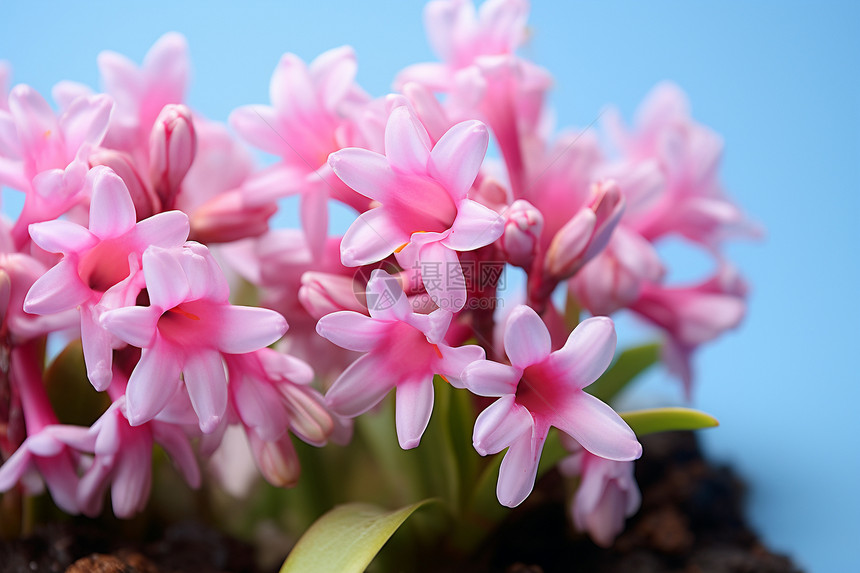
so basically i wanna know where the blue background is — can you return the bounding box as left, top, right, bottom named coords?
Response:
left=2, top=1, right=858, bottom=570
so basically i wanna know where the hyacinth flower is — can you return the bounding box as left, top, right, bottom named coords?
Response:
left=462, top=305, right=641, bottom=507
left=24, top=166, right=190, bottom=390
left=72, top=391, right=201, bottom=519
left=100, top=242, right=287, bottom=433
left=222, top=348, right=333, bottom=488
left=329, top=105, right=504, bottom=311
left=559, top=437, right=641, bottom=548
left=316, top=269, right=484, bottom=449
left=231, top=46, right=371, bottom=256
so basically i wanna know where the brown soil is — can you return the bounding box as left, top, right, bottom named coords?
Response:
left=0, top=432, right=802, bottom=573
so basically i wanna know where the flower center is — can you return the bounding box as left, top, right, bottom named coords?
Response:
left=77, top=238, right=135, bottom=293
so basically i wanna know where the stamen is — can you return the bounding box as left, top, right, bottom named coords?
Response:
left=169, top=307, right=200, bottom=320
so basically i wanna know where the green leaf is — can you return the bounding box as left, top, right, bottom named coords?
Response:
left=280, top=500, right=436, bottom=573
left=587, top=342, right=660, bottom=402
left=620, top=407, right=719, bottom=436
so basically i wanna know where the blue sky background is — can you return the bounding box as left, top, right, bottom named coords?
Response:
left=2, top=2, right=858, bottom=570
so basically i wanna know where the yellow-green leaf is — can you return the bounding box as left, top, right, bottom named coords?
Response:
left=620, top=407, right=719, bottom=436
left=279, top=500, right=436, bottom=573
left=587, top=342, right=660, bottom=403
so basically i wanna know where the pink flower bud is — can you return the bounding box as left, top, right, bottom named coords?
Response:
left=298, top=272, right=364, bottom=320
left=545, top=180, right=625, bottom=280
left=149, top=104, right=196, bottom=209
left=248, top=432, right=301, bottom=488
left=89, top=149, right=160, bottom=219
left=500, top=199, right=543, bottom=268
left=189, top=190, right=276, bottom=244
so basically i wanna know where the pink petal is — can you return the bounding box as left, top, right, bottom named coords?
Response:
left=80, top=305, right=113, bottom=391
left=443, top=198, right=504, bottom=251
left=183, top=350, right=228, bottom=434
left=59, top=93, right=112, bottom=152
left=0, top=447, right=32, bottom=491
left=552, top=392, right=641, bottom=462
left=125, top=344, right=182, bottom=426
left=395, top=375, right=435, bottom=449
left=229, top=105, right=287, bottom=156
left=418, top=239, right=466, bottom=312
left=328, top=147, right=397, bottom=203
left=216, top=305, right=287, bottom=354
left=310, top=46, right=358, bottom=112
left=23, top=259, right=91, bottom=315
left=473, top=395, right=533, bottom=456
left=233, top=374, right=287, bottom=441
left=429, top=119, right=488, bottom=200
left=436, top=343, right=485, bottom=387
left=8, top=85, right=57, bottom=158
left=88, top=166, right=136, bottom=238
left=497, top=430, right=545, bottom=508
left=385, top=106, right=431, bottom=173
left=152, top=422, right=201, bottom=487
left=504, top=305, right=551, bottom=368
left=97, top=50, right=143, bottom=109
left=285, top=385, right=334, bottom=447
left=340, top=207, right=404, bottom=266
left=111, top=439, right=152, bottom=518
left=142, top=32, right=189, bottom=104
left=315, top=311, right=389, bottom=352
left=269, top=53, right=315, bottom=117
left=28, top=219, right=97, bottom=254
left=141, top=246, right=190, bottom=310
left=325, top=354, right=396, bottom=418
left=133, top=210, right=190, bottom=248
left=100, top=305, right=160, bottom=348
left=52, top=81, right=94, bottom=111
left=547, top=317, right=617, bottom=389
left=365, top=268, right=412, bottom=322
left=462, top=359, right=520, bottom=397
left=299, top=184, right=329, bottom=259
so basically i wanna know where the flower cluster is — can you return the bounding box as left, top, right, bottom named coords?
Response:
left=0, top=0, right=754, bottom=546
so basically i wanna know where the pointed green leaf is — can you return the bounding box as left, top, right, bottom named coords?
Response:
left=279, top=500, right=436, bottom=573
left=586, top=342, right=660, bottom=402
left=620, top=407, right=719, bottom=436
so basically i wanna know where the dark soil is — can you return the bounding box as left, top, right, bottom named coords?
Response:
left=0, top=432, right=802, bottom=573
left=474, top=432, right=803, bottom=573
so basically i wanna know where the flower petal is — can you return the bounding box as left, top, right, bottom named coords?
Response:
left=125, top=344, right=182, bottom=426
left=443, top=199, right=504, bottom=251
left=80, top=305, right=113, bottom=391
left=316, top=311, right=389, bottom=352
left=504, top=305, right=551, bottom=368
left=340, top=208, right=405, bottom=267
left=473, top=395, right=533, bottom=456
left=183, top=349, right=227, bottom=434
left=141, top=246, right=189, bottom=310
left=328, top=147, right=397, bottom=203
left=28, top=219, right=97, bottom=254
left=325, top=354, right=396, bottom=418
left=436, top=343, right=485, bottom=387
left=88, top=166, right=136, bottom=238
left=385, top=106, right=431, bottom=173
left=547, top=316, right=617, bottom=389
left=552, top=392, right=641, bottom=462
left=496, top=430, right=546, bottom=508
left=100, top=305, right=160, bottom=348
left=23, top=259, right=91, bottom=315
left=429, top=119, right=488, bottom=200
left=462, top=359, right=520, bottom=397
left=216, top=305, right=287, bottom=354
left=395, top=375, right=435, bottom=449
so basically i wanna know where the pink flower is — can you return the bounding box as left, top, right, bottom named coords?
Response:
left=73, top=396, right=200, bottom=518
left=100, top=242, right=288, bottom=433
left=499, top=199, right=543, bottom=268
left=230, top=46, right=370, bottom=256
left=24, top=166, right=190, bottom=390
left=0, top=342, right=87, bottom=514
left=98, top=32, right=189, bottom=153
left=396, top=0, right=531, bottom=89
left=316, top=269, right=484, bottom=449
left=329, top=106, right=503, bottom=311
left=225, top=348, right=332, bottom=487
left=149, top=103, right=196, bottom=210
left=462, top=305, right=641, bottom=507
left=559, top=438, right=641, bottom=547
left=631, top=264, right=747, bottom=396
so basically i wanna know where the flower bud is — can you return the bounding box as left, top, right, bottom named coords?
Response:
left=89, top=149, right=159, bottom=219
left=500, top=200, right=543, bottom=268
left=149, top=104, right=196, bottom=210
left=189, top=190, right=276, bottom=244
left=545, top=180, right=624, bottom=280
left=248, top=432, right=301, bottom=488
left=299, top=272, right=364, bottom=320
